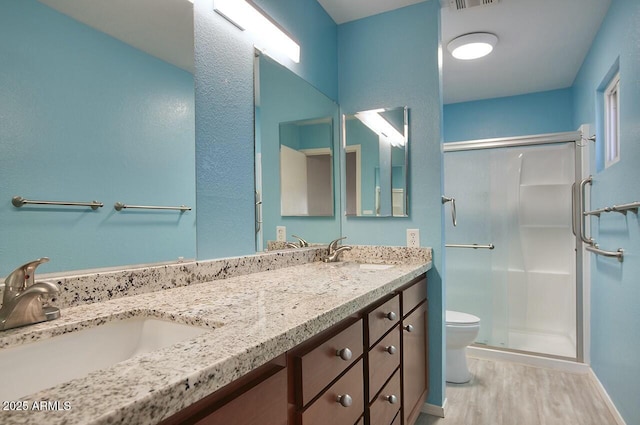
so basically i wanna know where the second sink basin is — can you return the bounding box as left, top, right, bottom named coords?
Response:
left=0, top=316, right=212, bottom=401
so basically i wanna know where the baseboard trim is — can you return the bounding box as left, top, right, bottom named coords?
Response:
left=467, top=346, right=590, bottom=374
left=421, top=398, right=448, bottom=418
left=588, top=369, right=627, bottom=425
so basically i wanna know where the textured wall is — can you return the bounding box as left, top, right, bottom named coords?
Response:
left=194, top=0, right=338, bottom=259
left=337, top=1, right=445, bottom=406
left=0, top=0, right=195, bottom=274
left=572, top=0, right=640, bottom=423
left=443, top=88, right=575, bottom=142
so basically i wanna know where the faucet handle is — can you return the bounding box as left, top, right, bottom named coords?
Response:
left=328, top=237, right=347, bottom=252
left=291, top=234, right=309, bottom=247
left=5, top=257, right=50, bottom=292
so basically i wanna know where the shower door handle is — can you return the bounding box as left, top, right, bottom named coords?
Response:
left=579, top=176, right=594, bottom=245
left=571, top=182, right=577, bottom=237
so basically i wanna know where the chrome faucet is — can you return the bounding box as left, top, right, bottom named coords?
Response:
left=291, top=234, right=309, bottom=247
left=0, top=258, right=60, bottom=331
left=285, top=234, right=309, bottom=249
left=324, top=237, right=352, bottom=263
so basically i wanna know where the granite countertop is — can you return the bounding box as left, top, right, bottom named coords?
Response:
left=0, top=253, right=431, bottom=425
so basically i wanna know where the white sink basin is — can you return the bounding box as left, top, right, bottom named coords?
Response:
left=0, top=317, right=211, bottom=400
left=359, top=264, right=395, bottom=270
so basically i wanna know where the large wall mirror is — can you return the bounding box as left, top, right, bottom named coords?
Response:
left=254, top=53, right=340, bottom=250
left=343, top=107, right=409, bottom=217
left=1, top=0, right=195, bottom=274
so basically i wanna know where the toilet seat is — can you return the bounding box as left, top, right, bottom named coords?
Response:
left=446, top=310, right=480, bottom=325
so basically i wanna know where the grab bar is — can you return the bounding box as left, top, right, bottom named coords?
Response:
left=12, top=196, right=103, bottom=210
left=586, top=245, right=624, bottom=262
left=442, top=196, right=457, bottom=227
left=114, top=202, right=191, bottom=212
left=446, top=243, right=494, bottom=250
left=579, top=176, right=594, bottom=245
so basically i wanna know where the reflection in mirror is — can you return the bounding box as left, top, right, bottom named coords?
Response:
left=1, top=0, right=195, bottom=273
left=280, top=117, right=334, bottom=216
left=255, top=53, right=340, bottom=251
left=344, top=107, right=408, bottom=217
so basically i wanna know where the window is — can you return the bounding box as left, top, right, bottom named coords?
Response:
left=604, top=72, right=620, bottom=167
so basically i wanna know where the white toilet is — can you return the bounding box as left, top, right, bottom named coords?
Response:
left=446, top=310, right=481, bottom=384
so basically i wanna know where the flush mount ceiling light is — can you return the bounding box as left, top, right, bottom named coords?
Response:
left=447, top=32, right=498, bottom=60
left=214, top=0, right=300, bottom=63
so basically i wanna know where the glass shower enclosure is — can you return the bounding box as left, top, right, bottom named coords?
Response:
left=444, top=137, right=583, bottom=359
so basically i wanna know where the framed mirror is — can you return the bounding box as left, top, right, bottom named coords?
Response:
left=254, top=53, right=340, bottom=251
left=343, top=107, right=408, bottom=217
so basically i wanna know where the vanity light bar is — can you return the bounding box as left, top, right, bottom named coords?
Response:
left=214, top=0, right=300, bottom=63
left=355, top=110, right=406, bottom=147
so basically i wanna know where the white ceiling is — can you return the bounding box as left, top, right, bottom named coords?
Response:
left=38, top=0, right=194, bottom=74
left=318, top=0, right=611, bottom=104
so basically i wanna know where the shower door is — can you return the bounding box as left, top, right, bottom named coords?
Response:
left=445, top=141, right=579, bottom=359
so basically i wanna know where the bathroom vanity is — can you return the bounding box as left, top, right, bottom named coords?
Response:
left=0, top=246, right=431, bottom=425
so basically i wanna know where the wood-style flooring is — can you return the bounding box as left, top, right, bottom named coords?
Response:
left=415, top=357, right=618, bottom=425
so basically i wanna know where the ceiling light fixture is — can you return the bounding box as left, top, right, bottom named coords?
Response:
left=447, top=32, right=498, bottom=60
left=355, top=110, right=406, bottom=147
left=214, top=0, right=300, bottom=63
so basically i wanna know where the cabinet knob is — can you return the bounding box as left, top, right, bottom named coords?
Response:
left=385, top=345, right=397, bottom=355
left=386, top=311, right=397, bottom=321
left=336, top=348, right=353, bottom=361
left=404, top=324, right=414, bottom=333
left=337, top=394, right=353, bottom=407
left=385, top=394, right=398, bottom=404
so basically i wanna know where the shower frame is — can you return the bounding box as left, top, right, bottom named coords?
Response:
left=444, top=129, right=591, bottom=363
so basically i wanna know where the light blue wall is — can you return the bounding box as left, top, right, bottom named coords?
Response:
left=0, top=0, right=195, bottom=274
left=572, top=0, right=640, bottom=423
left=443, top=88, right=575, bottom=142
left=258, top=55, right=340, bottom=247
left=194, top=0, right=337, bottom=260
left=338, top=1, right=445, bottom=406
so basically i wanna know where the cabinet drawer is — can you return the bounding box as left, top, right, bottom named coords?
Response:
left=356, top=416, right=364, bottom=425
left=390, top=411, right=401, bottom=425
left=368, top=325, right=400, bottom=402
left=367, top=295, right=400, bottom=347
left=300, top=359, right=364, bottom=425
left=296, top=319, right=363, bottom=406
left=369, top=368, right=401, bottom=425
left=402, top=278, right=426, bottom=317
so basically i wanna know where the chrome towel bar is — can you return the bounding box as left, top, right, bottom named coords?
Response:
left=114, top=202, right=191, bottom=212
left=12, top=196, right=103, bottom=210
left=584, top=202, right=639, bottom=217
left=586, top=245, right=624, bottom=262
left=446, top=243, right=495, bottom=250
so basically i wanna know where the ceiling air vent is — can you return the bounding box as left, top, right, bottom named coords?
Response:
left=449, top=0, right=499, bottom=11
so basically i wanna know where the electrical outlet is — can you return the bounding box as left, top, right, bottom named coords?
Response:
left=276, top=226, right=286, bottom=242
left=407, top=229, right=420, bottom=248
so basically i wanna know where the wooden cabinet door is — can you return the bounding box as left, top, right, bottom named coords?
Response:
left=402, top=302, right=428, bottom=425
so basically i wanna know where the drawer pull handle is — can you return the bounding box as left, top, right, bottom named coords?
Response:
left=385, top=395, right=398, bottom=404
left=337, top=394, right=353, bottom=407
left=404, top=324, right=414, bottom=333
left=385, top=345, right=397, bottom=355
left=386, top=311, right=397, bottom=321
left=336, top=348, right=353, bottom=361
